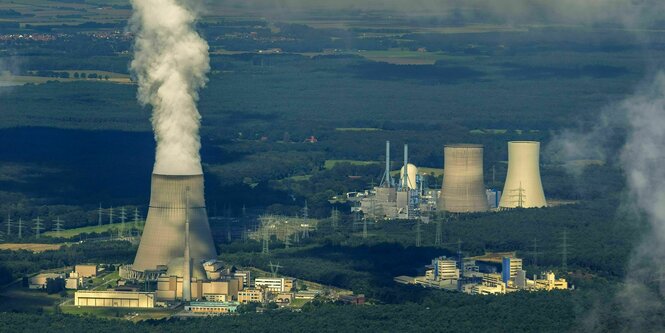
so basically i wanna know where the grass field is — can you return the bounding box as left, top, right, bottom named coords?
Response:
left=60, top=305, right=176, bottom=322
left=0, top=243, right=65, bottom=252
left=335, top=127, right=382, bottom=132
left=43, top=222, right=144, bottom=238
left=324, top=160, right=379, bottom=169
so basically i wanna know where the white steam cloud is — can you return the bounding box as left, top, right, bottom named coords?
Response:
left=130, top=0, right=210, bottom=175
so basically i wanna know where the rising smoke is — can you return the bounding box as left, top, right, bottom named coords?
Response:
left=130, top=0, right=210, bottom=175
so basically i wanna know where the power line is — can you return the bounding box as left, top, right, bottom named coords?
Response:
left=561, top=229, right=569, bottom=272
left=33, top=216, right=43, bottom=239
left=6, top=213, right=12, bottom=236
left=98, top=203, right=103, bottom=227
left=415, top=219, right=422, bottom=247
left=331, top=207, right=339, bottom=231
left=54, top=218, right=64, bottom=238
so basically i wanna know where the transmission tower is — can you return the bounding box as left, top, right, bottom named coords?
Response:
left=98, top=203, right=103, bottom=227
left=284, top=224, right=291, bottom=249
left=435, top=213, right=444, bottom=246
left=301, top=224, right=311, bottom=239
left=531, top=238, right=541, bottom=267
left=302, top=201, right=309, bottom=220
left=269, top=262, right=283, bottom=277
left=415, top=219, right=422, bottom=247
left=33, top=216, right=43, bottom=239
left=508, top=182, right=526, bottom=208
left=6, top=213, right=12, bottom=236
left=120, top=207, right=127, bottom=237
left=54, top=218, right=64, bottom=238
left=561, top=229, right=569, bottom=272
left=262, top=225, right=270, bottom=255
left=331, top=207, right=339, bottom=231
left=457, top=239, right=463, bottom=270
left=133, top=208, right=141, bottom=228
left=108, top=207, right=114, bottom=225
left=18, top=218, right=22, bottom=239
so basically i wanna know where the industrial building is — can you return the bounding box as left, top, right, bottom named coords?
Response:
left=255, top=277, right=295, bottom=293
left=440, top=144, right=489, bottom=213
left=238, top=288, right=264, bottom=303
left=75, top=264, right=98, bottom=278
left=184, top=301, right=239, bottom=314
left=74, top=290, right=155, bottom=308
left=396, top=253, right=568, bottom=295
left=499, top=141, right=547, bottom=209
left=154, top=259, right=243, bottom=302
left=356, top=141, right=437, bottom=220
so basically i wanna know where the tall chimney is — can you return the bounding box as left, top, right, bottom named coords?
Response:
left=183, top=186, right=191, bottom=302
left=383, top=141, right=391, bottom=187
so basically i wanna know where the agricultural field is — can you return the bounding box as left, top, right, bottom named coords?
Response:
left=0, top=243, right=65, bottom=252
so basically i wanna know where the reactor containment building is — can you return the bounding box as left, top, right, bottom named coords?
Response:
left=499, top=141, right=547, bottom=209
left=440, top=144, right=489, bottom=213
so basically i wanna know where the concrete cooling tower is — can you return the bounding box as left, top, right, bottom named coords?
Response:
left=400, top=163, right=418, bottom=190
left=132, top=174, right=217, bottom=274
left=441, top=144, right=489, bottom=213
left=499, top=141, right=547, bottom=209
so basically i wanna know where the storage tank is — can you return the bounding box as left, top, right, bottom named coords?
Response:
left=132, top=174, right=217, bottom=273
left=499, top=141, right=547, bottom=209
left=440, top=144, right=489, bottom=213
left=400, top=163, right=418, bottom=190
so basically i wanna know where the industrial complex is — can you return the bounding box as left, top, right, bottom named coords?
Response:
left=353, top=140, right=547, bottom=220
left=395, top=252, right=568, bottom=295
left=28, top=138, right=554, bottom=316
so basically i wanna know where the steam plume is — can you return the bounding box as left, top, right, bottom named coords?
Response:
left=129, top=0, right=210, bottom=175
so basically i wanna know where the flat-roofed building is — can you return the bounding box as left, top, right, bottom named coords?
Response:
left=238, top=288, right=263, bottom=303
left=185, top=301, right=238, bottom=314
left=29, top=273, right=64, bottom=289
left=75, top=264, right=98, bottom=278
left=156, top=276, right=242, bottom=302
left=255, top=277, right=295, bottom=293
left=74, top=291, right=155, bottom=308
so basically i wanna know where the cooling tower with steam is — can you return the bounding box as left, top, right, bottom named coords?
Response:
left=440, top=144, right=489, bottom=213
left=499, top=141, right=547, bottom=209
left=132, top=174, right=217, bottom=274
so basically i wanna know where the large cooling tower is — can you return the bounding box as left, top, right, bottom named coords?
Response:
left=441, top=144, right=489, bottom=213
left=132, top=174, right=217, bottom=273
left=499, top=141, right=547, bottom=209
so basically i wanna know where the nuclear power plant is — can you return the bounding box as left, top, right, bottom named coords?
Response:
left=440, top=144, right=489, bottom=213
left=128, top=174, right=217, bottom=280
left=499, top=141, right=547, bottom=209
left=352, top=139, right=548, bottom=220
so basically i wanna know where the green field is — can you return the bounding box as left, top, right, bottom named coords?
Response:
left=43, top=222, right=144, bottom=238
left=324, top=160, right=380, bottom=169
left=60, top=305, right=176, bottom=321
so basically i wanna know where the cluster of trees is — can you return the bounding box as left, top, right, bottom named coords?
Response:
left=0, top=240, right=136, bottom=286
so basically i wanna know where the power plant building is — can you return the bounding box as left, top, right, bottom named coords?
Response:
left=499, top=141, right=547, bottom=209
left=440, top=144, right=489, bottom=213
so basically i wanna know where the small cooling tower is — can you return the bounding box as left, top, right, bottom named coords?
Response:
left=400, top=163, right=418, bottom=190
left=499, top=141, right=547, bottom=209
left=441, top=144, right=489, bottom=213
left=132, top=174, right=217, bottom=273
